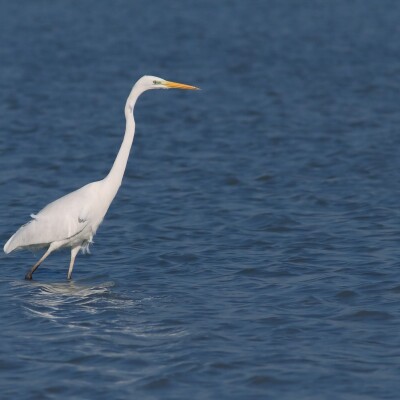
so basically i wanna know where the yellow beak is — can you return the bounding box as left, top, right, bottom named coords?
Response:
left=164, top=80, right=199, bottom=90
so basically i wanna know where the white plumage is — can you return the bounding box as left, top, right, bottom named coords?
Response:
left=3, top=76, right=198, bottom=280
left=4, top=181, right=102, bottom=254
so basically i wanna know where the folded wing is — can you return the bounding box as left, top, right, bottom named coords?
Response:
left=3, top=182, right=100, bottom=253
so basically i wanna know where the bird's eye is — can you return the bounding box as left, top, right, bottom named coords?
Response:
left=153, top=80, right=161, bottom=85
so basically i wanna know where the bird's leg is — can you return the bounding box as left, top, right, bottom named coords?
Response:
left=67, top=247, right=80, bottom=280
left=25, top=247, right=53, bottom=280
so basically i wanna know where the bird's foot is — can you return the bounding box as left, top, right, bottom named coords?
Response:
left=24, top=273, right=33, bottom=280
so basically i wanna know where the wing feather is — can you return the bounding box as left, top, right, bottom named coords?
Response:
left=4, top=181, right=101, bottom=253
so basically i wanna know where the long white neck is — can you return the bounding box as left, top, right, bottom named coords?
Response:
left=103, top=84, right=146, bottom=200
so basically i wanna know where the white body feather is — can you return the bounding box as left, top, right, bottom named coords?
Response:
left=4, top=181, right=107, bottom=254
left=3, top=75, right=197, bottom=279
left=3, top=78, right=142, bottom=259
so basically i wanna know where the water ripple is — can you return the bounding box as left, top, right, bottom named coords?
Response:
left=1, top=1, right=400, bottom=399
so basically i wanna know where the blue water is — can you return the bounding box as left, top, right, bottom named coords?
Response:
left=1, top=0, right=400, bottom=398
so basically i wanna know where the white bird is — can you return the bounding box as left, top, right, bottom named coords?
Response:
left=3, top=76, right=199, bottom=280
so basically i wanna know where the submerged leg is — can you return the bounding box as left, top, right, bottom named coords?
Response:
left=25, top=245, right=55, bottom=280
left=67, top=246, right=80, bottom=280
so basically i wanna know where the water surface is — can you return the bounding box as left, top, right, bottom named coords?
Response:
left=1, top=1, right=400, bottom=399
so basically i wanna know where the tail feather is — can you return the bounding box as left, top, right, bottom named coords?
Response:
left=3, top=219, right=45, bottom=254
left=3, top=233, right=16, bottom=254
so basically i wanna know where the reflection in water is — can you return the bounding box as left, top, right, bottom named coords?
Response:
left=16, top=280, right=115, bottom=321
left=34, top=280, right=114, bottom=297
left=13, top=279, right=188, bottom=339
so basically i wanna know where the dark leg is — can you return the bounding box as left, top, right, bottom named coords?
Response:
left=25, top=246, right=54, bottom=280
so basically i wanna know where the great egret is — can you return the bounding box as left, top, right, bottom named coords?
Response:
left=3, top=76, right=199, bottom=280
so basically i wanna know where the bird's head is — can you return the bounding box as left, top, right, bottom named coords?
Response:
left=126, top=75, right=199, bottom=111
left=136, top=75, right=199, bottom=91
